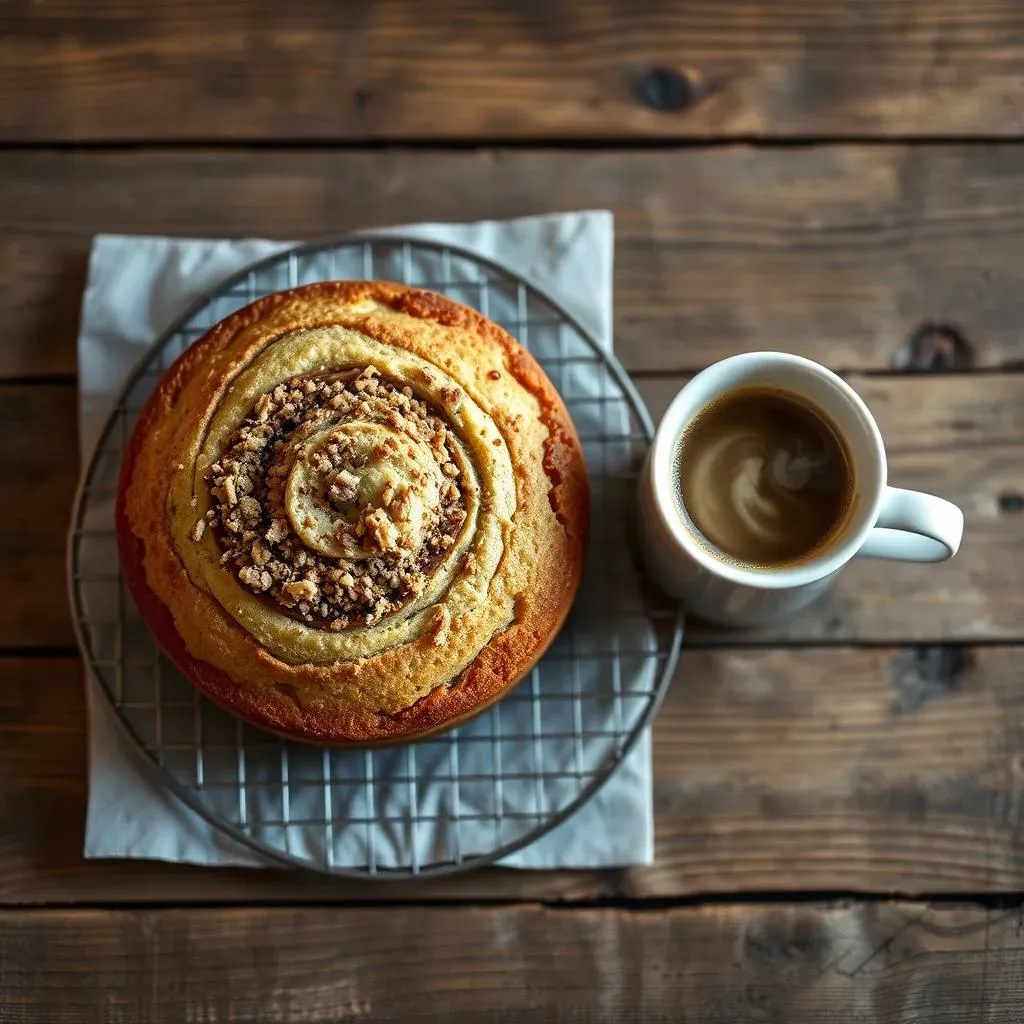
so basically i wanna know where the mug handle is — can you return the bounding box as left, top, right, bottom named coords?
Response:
left=857, top=486, right=964, bottom=562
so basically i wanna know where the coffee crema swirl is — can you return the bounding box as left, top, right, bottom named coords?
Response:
left=677, top=387, right=854, bottom=568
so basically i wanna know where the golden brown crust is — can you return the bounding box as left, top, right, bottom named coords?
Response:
left=116, top=281, right=588, bottom=744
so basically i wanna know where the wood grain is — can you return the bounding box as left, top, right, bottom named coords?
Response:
left=7, top=146, right=1024, bottom=379
left=647, top=644, right=1024, bottom=895
left=7, top=644, right=1024, bottom=904
left=23, top=373, right=1024, bottom=649
left=1, top=386, right=78, bottom=649
left=3, top=902, right=1023, bottom=1021
left=4, top=0, right=1024, bottom=142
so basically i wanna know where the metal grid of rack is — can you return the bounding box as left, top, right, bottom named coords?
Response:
left=68, top=235, right=684, bottom=877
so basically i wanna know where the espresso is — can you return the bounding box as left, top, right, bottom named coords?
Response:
left=675, top=387, right=854, bottom=568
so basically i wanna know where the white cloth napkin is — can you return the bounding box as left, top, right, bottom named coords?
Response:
left=79, top=211, right=655, bottom=868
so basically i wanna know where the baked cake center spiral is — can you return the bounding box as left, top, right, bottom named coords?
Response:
left=285, top=421, right=442, bottom=560
left=204, top=366, right=469, bottom=630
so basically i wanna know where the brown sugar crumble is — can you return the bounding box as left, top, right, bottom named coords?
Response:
left=205, top=366, right=468, bottom=628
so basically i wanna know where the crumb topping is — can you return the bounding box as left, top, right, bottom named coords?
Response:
left=205, top=367, right=468, bottom=627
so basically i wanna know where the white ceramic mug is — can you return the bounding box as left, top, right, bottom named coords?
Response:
left=638, top=352, right=964, bottom=627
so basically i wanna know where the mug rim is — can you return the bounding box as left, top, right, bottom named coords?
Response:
left=649, top=351, right=888, bottom=589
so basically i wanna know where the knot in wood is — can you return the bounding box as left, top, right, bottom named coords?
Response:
left=890, top=645, right=969, bottom=715
left=895, top=323, right=972, bottom=372
left=635, top=67, right=697, bottom=112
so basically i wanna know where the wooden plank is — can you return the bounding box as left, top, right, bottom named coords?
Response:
left=6, top=145, right=1024, bottom=379
left=647, top=644, right=1024, bottom=895
left=3, top=902, right=1023, bottom=1021
left=19, top=374, right=1024, bottom=649
left=7, top=645, right=1024, bottom=904
left=1, top=386, right=78, bottom=649
left=4, top=1, right=1024, bottom=142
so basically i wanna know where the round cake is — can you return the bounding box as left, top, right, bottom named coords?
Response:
left=116, top=281, right=589, bottom=745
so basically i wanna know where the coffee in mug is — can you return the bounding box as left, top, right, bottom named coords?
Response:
left=638, top=352, right=964, bottom=627
left=674, top=386, right=855, bottom=569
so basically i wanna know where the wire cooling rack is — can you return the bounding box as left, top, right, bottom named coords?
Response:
left=68, top=234, right=684, bottom=877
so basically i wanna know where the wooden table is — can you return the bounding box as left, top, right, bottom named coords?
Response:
left=3, top=3, right=1024, bottom=1019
